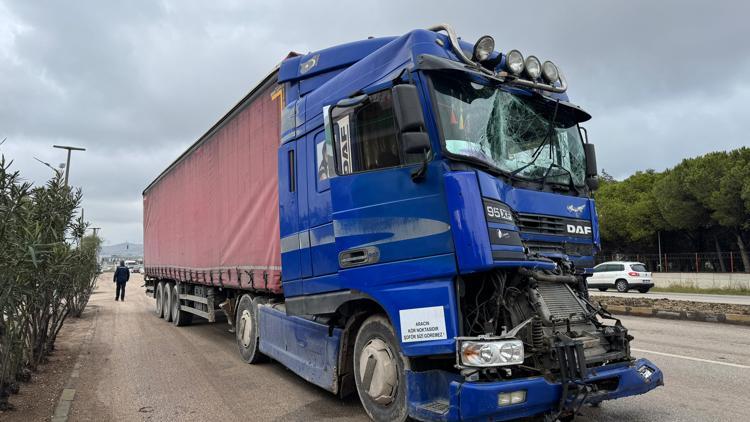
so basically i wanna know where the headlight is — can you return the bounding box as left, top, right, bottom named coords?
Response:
left=459, top=339, right=524, bottom=367
left=472, top=35, right=495, bottom=62
left=524, top=56, right=541, bottom=80
left=505, top=50, right=524, bottom=75
left=542, top=60, right=559, bottom=83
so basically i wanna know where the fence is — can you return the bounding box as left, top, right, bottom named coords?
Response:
left=596, top=252, right=747, bottom=273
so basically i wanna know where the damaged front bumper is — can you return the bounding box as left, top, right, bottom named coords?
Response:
left=407, top=358, right=663, bottom=421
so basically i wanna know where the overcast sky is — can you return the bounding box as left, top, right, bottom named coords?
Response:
left=1, top=1, right=748, bottom=245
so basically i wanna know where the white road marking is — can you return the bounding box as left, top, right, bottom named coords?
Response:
left=632, top=348, right=750, bottom=369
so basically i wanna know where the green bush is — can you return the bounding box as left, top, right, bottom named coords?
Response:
left=0, top=156, right=100, bottom=410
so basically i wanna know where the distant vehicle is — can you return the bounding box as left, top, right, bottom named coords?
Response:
left=124, top=260, right=137, bottom=269
left=588, top=261, right=653, bottom=293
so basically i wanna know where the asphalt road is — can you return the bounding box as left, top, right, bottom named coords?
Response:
left=590, top=290, right=750, bottom=305
left=66, top=275, right=750, bottom=421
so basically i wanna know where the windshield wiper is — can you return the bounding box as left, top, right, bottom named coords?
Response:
left=538, top=162, right=579, bottom=195
left=510, top=99, right=560, bottom=178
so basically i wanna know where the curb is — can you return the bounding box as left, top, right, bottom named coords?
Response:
left=603, top=304, right=750, bottom=326
left=51, top=307, right=98, bottom=422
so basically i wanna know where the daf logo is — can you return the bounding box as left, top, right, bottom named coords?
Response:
left=566, top=204, right=585, bottom=216
left=567, top=224, right=592, bottom=235
left=496, top=229, right=509, bottom=239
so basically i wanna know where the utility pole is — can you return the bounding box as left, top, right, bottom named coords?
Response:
left=53, top=145, right=86, bottom=186
left=657, top=231, right=663, bottom=272
left=90, top=227, right=101, bottom=237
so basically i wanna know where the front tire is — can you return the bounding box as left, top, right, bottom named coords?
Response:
left=597, top=287, right=608, bottom=292
left=236, top=294, right=266, bottom=364
left=353, top=315, right=408, bottom=422
left=615, top=279, right=629, bottom=293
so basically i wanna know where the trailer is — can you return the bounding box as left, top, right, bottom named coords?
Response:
left=143, top=24, right=663, bottom=421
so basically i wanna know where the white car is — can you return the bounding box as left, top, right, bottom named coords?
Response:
left=588, top=261, right=653, bottom=293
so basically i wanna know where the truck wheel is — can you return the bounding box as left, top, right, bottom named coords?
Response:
left=155, top=282, right=165, bottom=318
left=615, top=279, right=629, bottom=293
left=236, top=295, right=266, bottom=364
left=353, top=315, right=408, bottom=422
left=163, top=282, right=173, bottom=322
left=171, top=284, right=192, bottom=326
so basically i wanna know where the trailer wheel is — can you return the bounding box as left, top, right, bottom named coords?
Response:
left=353, top=315, right=408, bottom=422
left=163, top=282, right=173, bottom=322
left=171, top=284, right=192, bottom=326
left=155, top=282, right=165, bottom=318
left=236, top=295, right=266, bottom=364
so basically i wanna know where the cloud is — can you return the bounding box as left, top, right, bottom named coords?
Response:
left=1, top=0, right=748, bottom=243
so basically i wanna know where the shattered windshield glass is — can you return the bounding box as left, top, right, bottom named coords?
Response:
left=430, top=73, right=587, bottom=188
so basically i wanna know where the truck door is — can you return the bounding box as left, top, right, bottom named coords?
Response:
left=327, top=87, right=453, bottom=274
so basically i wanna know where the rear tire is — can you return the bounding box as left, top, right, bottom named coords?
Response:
left=638, top=287, right=651, bottom=294
left=171, top=284, right=192, bottom=326
left=236, top=294, right=266, bottom=364
left=598, top=287, right=608, bottom=292
left=163, top=282, right=173, bottom=321
left=615, top=279, right=629, bottom=293
left=353, top=315, right=408, bottom=422
left=155, top=282, right=165, bottom=318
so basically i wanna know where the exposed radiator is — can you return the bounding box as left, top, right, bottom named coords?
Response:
left=535, top=282, right=588, bottom=323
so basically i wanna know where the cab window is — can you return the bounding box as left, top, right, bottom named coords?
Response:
left=331, top=90, right=406, bottom=175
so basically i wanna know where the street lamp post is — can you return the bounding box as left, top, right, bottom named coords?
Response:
left=52, top=145, right=86, bottom=186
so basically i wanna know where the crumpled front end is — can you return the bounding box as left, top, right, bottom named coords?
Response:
left=407, top=358, right=663, bottom=421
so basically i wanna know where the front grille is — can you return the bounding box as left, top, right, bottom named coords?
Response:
left=536, top=282, right=588, bottom=322
left=525, top=240, right=564, bottom=255
left=517, top=213, right=567, bottom=236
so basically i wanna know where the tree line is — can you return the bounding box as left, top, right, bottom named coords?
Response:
left=594, top=147, right=750, bottom=272
left=0, top=156, right=100, bottom=410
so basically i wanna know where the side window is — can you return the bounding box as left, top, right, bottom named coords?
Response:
left=316, top=132, right=334, bottom=185
left=331, top=90, right=405, bottom=175
left=615, top=264, right=625, bottom=271
left=593, top=265, right=602, bottom=273
left=601, top=264, right=613, bottom=272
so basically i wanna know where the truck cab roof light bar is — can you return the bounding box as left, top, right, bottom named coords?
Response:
left=427, top=23, right=568, bottom=94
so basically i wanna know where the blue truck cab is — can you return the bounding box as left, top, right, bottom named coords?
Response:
left=253, top=24, right=663, bottom=421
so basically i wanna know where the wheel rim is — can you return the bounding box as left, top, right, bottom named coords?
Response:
left=163, top=287, right=171, bottom=318
left=617, top=281, right=627, bottom=292
left=156, top=285, right=163, bottom=315
left=172, top=287, right=179, bottom=319
left=358, top=338, right=398, bottom=405
left=239, top=309, right=253, bottom=348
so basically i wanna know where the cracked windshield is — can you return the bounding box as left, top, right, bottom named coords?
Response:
left=431, top=73, right=586, bottom=188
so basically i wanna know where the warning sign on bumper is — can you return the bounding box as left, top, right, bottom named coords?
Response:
left=399, top=306, right=447, bottom=343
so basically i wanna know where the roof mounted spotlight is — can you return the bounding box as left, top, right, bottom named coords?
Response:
left=524, top=56, right=541, bottom=80
left=427, top=24, right=568, bottom=93
left=542, top=61, right=560, bottom=84
left=472, top=35, right=495, bottom=62
left=505, top=50, right=524, bottom=76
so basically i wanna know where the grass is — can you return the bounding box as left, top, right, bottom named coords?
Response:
left=651, top=281, right=750, bottom=296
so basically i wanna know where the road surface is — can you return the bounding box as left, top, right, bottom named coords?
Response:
left=590, top=290, right=750, bottom=305
left=65, top=275, right=750, bottom=421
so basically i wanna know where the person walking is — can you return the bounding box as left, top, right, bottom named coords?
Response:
left=113, top=261, right=130, bottom=301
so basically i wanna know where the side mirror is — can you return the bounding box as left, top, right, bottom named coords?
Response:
left=584, top=143, right=598, bottom=178
left=402, top=132, right=430, bottom=154
left=586, top=176, right=600, bottom=191
left=392, top=85, right=426, bottom=133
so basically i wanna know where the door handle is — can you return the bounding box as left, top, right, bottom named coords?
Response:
left=339, top=246, right=380, bottom=268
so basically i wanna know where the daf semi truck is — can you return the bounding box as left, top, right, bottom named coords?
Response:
left=143, top=24, right=663, bottom=421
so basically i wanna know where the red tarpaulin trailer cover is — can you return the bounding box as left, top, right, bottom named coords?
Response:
left=143, top=71, right=283, bottom=293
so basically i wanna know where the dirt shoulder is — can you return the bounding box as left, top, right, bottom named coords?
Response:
left=594, top=295, right=750, bottom=316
